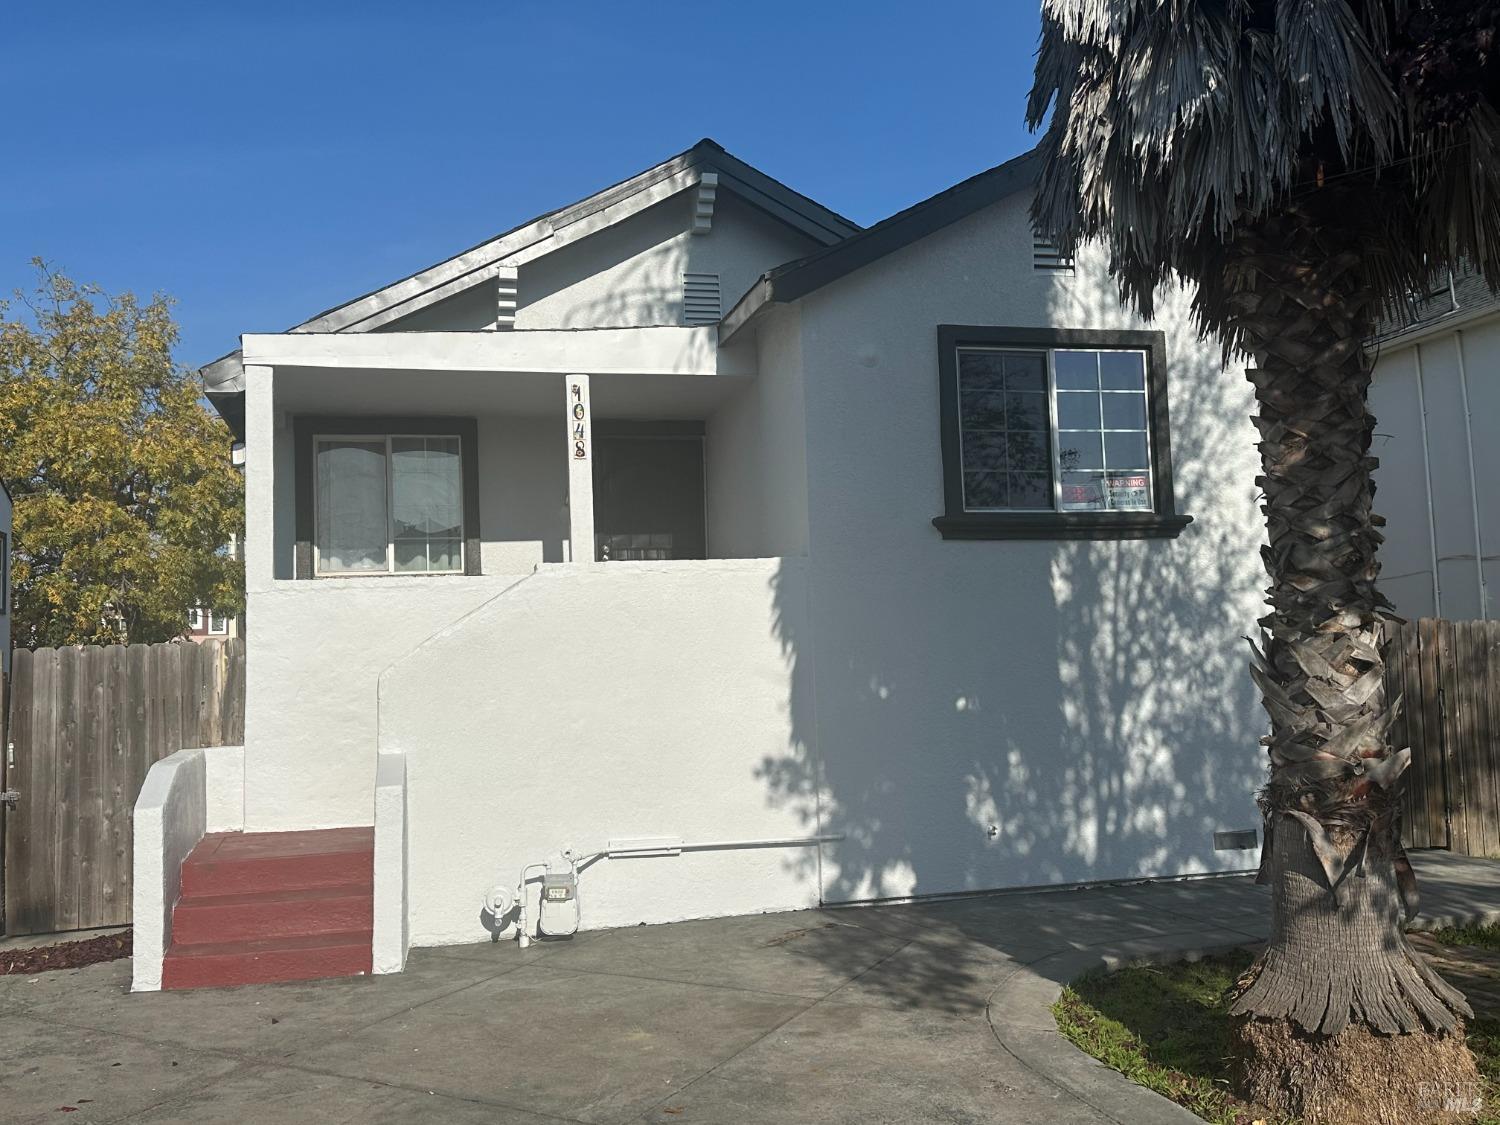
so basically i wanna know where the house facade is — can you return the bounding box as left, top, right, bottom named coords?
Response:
left=1370, top=272, right=1500, bottom=621
left=152, top=140, right=1267, bottom=986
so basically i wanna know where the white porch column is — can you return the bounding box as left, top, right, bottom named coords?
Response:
left=243, top=364, right=276, bottom=592
left=566, top=374, right=595, bottom=562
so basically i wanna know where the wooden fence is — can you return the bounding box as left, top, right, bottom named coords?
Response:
left=1, top=639, right=245, bottom=935
left=1388, top=619, right=1500, bottom=857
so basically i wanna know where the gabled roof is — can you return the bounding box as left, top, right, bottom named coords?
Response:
left=721, top=149, right=1041, bottom=341
left=199, top=138, right=860, bottom=404
left=291, top=138, right=859, bottom=337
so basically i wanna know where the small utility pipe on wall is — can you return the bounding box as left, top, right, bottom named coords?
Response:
left=497, top=833, right=846, bottom=947
left=1413, top=343, right=1444, bottom=618
left=1454, top=329, right=1489, bottom=620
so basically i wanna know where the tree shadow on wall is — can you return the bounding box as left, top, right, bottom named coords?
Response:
left=755, top=268, right=1269, bottom=1010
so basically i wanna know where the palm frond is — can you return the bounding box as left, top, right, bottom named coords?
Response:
left=1029, top=0, right=1500, bottom=347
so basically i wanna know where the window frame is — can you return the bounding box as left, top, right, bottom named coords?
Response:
left=293, top=416, right=482, bottom=579
left=207, top=611, right=229, bottom=636
left=932, top=326, right=1192, bottom=540
left=187, top=606, right=203, bottom=632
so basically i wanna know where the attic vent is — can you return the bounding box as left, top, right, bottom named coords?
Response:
left=1032, top=232, right=1075, bottom=271
left=683, top=273, right=722, bottom=325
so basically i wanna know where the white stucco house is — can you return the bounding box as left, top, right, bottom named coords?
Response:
left=1370, top=271, right=1499, bottom=622
left=135, top=139, right=1270, bottom=989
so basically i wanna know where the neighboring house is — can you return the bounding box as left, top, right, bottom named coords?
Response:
left=138, top=138, right=1266, bottom=990
left=1370, top=270, right=1500, bottom=621
left=182, top=532, right=243, bottom=644
left=1, top=478, right=10, bottom=678
left=183, top=607, right=237, bottom=643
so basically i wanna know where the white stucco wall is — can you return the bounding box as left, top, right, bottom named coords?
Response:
left=1371, top=315, right=1500, bottom=621
left=372, top=750, right=408, bottom=973
left=517, top=191, right=819, bottom=331
left=237, top=170, right=1270, bottom=946
left=377, top=559, right=817, bottom=947
left=243, top=365, right=540, bottom=830
left=706, top=304, right=810, bottom=558
left=132, top=745, right=245, bottom=991
left=243, top=576, right=526, bottom=831
left=369, top=190, right=821, bottom=334
left=788, top=193, right=1267, bottom=902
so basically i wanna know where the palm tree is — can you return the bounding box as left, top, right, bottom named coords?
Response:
left=1029, top=1, right=1499, bottom=1120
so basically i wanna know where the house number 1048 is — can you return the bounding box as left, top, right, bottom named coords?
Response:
left=571, top=383, right=588, bottom=459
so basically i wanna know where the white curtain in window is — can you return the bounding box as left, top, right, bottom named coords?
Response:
left=317, top=440, right=389, bottom=572
left=391, top=437, right=463, bottom=572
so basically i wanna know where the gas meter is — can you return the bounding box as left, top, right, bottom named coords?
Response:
left=538, top=866, right=579, bottom=937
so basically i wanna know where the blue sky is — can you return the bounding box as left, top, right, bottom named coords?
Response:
left=2, top=1, right=1042, bottom=368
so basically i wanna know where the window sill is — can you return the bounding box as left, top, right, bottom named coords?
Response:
left=931, top=512, right=1194, bottom=541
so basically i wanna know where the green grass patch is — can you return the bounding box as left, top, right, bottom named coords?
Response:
left=1052, top=949, right=1269, bottom=1125
left=1053, top=945, right=1500, bottom=1125
left=1427, top=922, right=1500, bottom=952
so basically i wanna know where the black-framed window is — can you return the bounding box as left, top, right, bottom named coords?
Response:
left=292, top=416, right=482, bottom=578
left=932, top=326, right=1192, bottom=540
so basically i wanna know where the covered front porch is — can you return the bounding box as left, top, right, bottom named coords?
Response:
left=240, top=325, right=803, bottom=588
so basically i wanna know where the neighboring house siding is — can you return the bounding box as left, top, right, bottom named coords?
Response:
left=1370, top=310, right=1500, bottom=620
left=791, top=191, right=1265, bottom=899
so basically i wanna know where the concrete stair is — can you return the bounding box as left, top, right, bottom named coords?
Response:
left=162, top=828, right=373, bottom=989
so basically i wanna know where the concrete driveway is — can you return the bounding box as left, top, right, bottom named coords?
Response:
left=4, top=851, right=1497, bottom=1125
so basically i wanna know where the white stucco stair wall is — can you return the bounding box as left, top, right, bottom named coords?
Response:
left=131, top=745, right=246, bottom=992
left=376, top=558, right=818, bottom=948
left=243, top=577, right=528, bottom=831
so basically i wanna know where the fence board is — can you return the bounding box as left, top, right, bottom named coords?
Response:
left=101, top=646, right=130, bottom=918
left=1423, top=619, right=1450, bottom=847
left=1387, top=619, right=1500, bottom=857
left=1478, top=622, right=1500, bottom=857
left=74, top=646, right=107, bottom=932
left=1390, top=623, right=1427, bottom=848
left=3, top=639, right=244, bottom=934
left=3, top=650, right=39, bottom=932
left=1442, top=620, right=1472, bottom=855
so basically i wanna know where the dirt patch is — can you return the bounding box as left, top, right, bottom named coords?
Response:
left=0, top=930, right=131, bottom=975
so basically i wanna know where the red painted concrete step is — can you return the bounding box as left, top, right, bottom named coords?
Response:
left=180, top=828, right=374, bottom=896
left=163, top=828, right=375, bottom=990
left=171, top=884, right=373, bottom=946
left=161, top=931, right=373, bottom=990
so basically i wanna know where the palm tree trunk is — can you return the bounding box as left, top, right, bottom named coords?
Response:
left=1220, top=207, right=1480, bottom=1123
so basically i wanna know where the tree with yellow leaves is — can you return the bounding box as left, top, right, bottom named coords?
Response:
left=0, top=262, right=243, bottom=647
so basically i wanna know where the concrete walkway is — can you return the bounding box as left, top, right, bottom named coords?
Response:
left=3, top=851, right=1497, bottom=1124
